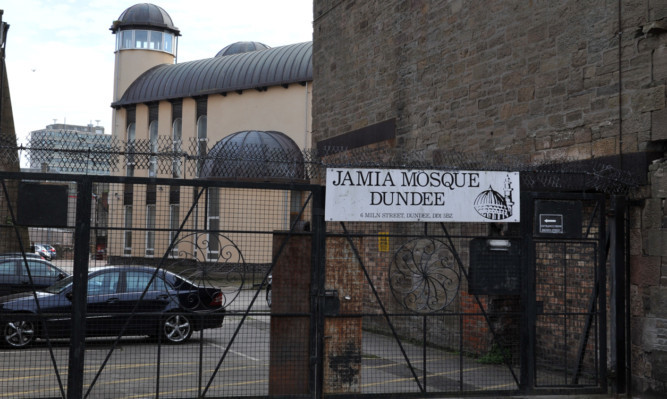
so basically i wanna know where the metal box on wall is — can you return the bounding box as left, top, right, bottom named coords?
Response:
left=17, top=182, right=69, bottom=227
left=468, top=237, right=521, bottom=295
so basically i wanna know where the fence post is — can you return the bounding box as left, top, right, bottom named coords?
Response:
left=519, top=192, right=535, bottom=392
left=610, top=195, right=627, bottom=393
left=67, top=177, right=92, bottom=399
left=311, top=185, right=326, bottom=399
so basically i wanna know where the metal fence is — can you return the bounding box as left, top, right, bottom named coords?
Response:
left=0, top=134, right=631, bottom=398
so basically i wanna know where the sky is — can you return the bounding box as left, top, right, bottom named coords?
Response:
left=1, top=0, right=313, bottom=144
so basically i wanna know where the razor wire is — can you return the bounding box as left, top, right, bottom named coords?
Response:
left=1, top=132, right=641, bottom=194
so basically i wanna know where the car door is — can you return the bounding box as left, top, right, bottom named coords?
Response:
left=117, top=270, right=172, bottom=335
left=85, top=270, right=123, bottom=336
left=0, top=260, right=19, bottom=296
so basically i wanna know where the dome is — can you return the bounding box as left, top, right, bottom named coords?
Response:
left=473, top=186, right=510, bottom=220
left=216, top=41, right=270, bottom=57
left=111, top=3, right=180, bottom=35
left=199, top=131, right=305, bottom=181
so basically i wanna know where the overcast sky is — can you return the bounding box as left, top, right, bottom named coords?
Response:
left=1, top=0, right=313, bottom=144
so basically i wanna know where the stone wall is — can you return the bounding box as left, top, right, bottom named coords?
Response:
left=632, top=159, right=667, bottom=394
left=313, top=0, right=667, bottom=395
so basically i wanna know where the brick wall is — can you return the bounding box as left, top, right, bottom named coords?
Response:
left=313, top=0, right=667, bottom=394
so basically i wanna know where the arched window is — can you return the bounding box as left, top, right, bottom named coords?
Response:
left=196, top=115, right=207, bottom=175
left=126, top=123, right=136, bottom=177
left=172, top=118, right=182, bottom=178
left=148, top=121, right=158, bottom=177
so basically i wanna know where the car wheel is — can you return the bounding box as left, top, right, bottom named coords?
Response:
left=3, top=319, right=36, bottom=348
left=162, top=314, right=192, bottom=344
left=266, top=285, right=272, bottom=308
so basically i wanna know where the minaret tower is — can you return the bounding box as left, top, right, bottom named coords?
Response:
left=110, top=3, right=180, bottom=103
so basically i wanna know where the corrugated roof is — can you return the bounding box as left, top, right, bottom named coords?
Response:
left=112, top=41, right=312, bottom=108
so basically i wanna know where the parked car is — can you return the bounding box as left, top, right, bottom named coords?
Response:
left=37, top=244, right=56, bottom=260
left=0, top=252, right=46, bottom=260
left=0, top=257, right=69, bottom=296
left=33, top=244, right=52, bottom=260
left=0, top=265, right=225, bottom=348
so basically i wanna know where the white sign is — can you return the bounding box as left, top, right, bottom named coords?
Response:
left=325, top=168, right=520, bottom=222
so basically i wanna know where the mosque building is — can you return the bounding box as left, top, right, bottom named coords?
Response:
left=107, top=3, right=312, bottom=263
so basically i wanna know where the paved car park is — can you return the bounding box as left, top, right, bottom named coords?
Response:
left=0, top=286, right=522, bottom=398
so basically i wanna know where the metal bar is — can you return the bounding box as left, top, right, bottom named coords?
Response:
left=519, top=191, right=536, bottom=391
left=311, top=185, right=326, bottom=399
left=202, top=191, right=315, bottom=396
left=611, top=195, right=627, bottom=393
left=572, top=273, right=599, bottom=384
left=85, top=186, right=207, bottom=398
left=339, top=222, right=425, bottom=392
left=439, top=222, right=521, bottom=387
left=563, top=242, right=568, bottom=385
left=68, top=177, right=93, bottom=399
left=598, top=197, right=608, bottom=388
left=423, top=315, right=427, bottom=392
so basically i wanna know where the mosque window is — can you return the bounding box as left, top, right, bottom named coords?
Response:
left=126, top=123, right=136, bottom=177
left=150, top=31, right=162, bottom=50
left=172, top=118, right=182, bottom=178
left=148, top=121, right=158, bottom=177
left=207, top=187, right=219, bottom=260
left=196, top=115, right=207, bottom=175
left=169, top=204, right=180, bottom=257
left=123, top=205, right=132, bottom=256
left=135, top=30, right=148, bottom=49
left=164, top=33, right=173, bottom=53
left=145, top=204, right=155, bottom=257
left=116, top=30, right=175, bottom=54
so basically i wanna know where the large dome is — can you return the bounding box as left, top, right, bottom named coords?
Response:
left=216, top=41, right=270, bottom=57
left=199, top=130, right=305, bottom=181
left=110, top=3, right=180, bottom=35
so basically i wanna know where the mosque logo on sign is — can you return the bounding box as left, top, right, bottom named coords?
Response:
left=473, top=175, right=515, bottom=221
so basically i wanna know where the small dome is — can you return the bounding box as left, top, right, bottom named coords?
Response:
left=216, top=41, right=270, bottom=57
left=111, top=3, right=180, bottom=35
left=200, top=130, right=305, bottom=181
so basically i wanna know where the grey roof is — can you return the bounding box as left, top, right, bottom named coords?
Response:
left=199, top=130, right=305, bottom=181
left=216, top=41, right=270, bottom=57
left=110, top=3, right=180, bottom=35
left=112, top=41, right=312, bottom=108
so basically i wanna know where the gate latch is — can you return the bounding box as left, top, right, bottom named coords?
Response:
left=323, top=290, right=340, bottom=316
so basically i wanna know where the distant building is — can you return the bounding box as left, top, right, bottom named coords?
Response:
left=26, top=123, right=110, bottom=254
left=28, top=123, right=111, bottom=175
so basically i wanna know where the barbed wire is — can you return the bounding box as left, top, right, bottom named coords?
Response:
left=1, top=133, right=640, bottom=194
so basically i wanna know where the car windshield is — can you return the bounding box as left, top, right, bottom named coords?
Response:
left=44, top=275, right=74, bottom=293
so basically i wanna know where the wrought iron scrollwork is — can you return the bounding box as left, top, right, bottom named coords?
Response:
left=389, top=237, right=460, bottom=313
left=163, top=232, right=246, bottom=309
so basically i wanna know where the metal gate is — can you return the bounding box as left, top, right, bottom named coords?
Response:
left=0, top=172, right=321, bottom=399
left=317, top=191, right=609, bottom=397
left=0, top=172, right=616, bottom=398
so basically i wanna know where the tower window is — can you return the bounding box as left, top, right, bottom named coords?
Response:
left=116, top=30, right=176, bottom=55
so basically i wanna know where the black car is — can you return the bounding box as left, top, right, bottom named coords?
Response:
left=0, top=257, right=69, bottom=296
left=0, top=266, right=225, bottom=348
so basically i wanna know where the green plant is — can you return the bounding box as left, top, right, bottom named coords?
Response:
left=477, top=343, right=510, bottom=365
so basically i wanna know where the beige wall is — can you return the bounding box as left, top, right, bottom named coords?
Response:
left=113, top=50, right=174, bottom=102
left=108, top=77, right=313, bottom=261
left=207, top=83, right=312, bottom=149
